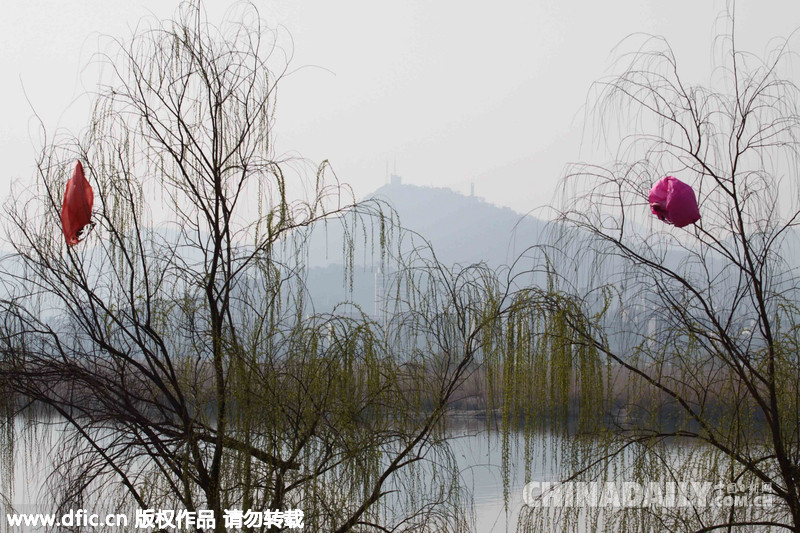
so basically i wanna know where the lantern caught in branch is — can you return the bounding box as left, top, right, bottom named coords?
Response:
left=61, top=160, right=94, bottom=245
left=648, top=175, right=700, bottom=228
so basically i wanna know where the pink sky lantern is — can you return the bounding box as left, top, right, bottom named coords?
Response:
left=648, top=176, right=700, bottom=228
left=61, top=161, right=94, bottom=245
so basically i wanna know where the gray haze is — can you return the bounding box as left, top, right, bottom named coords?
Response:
left=2, top=0, right=800, bottom=219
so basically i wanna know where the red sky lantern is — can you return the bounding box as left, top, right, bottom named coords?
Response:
left=61, top=161, right=94, bottom=245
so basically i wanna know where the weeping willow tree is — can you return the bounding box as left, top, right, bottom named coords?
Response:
left=0, top=3, right=459, bottom=529
left=0, top=3, right=604, bottom=531
left=519, top=10, right=800, bottom=533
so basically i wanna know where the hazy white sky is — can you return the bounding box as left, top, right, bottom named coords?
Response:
left=1, top=0, right=799, bottom=215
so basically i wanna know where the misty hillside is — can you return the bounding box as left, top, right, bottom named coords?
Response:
left=307, top=178, right=548, bottom=270
left=368, top=179, right=548, bottom=268
left=304, top=179, right=551, bottom=314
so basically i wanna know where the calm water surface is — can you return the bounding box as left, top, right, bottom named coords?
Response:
left=7, top=420, right=561, bottom=532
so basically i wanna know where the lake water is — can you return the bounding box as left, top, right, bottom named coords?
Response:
left=450, top=429, right=534, bottom=532
left=5, top=418, right=782, bottom=533
left=5, top=419, right=550, bottom=532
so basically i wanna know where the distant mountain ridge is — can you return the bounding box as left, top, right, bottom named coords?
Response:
left=367, top=180, right=545, bottom=268
left=302, top=179, right=550, bottom=314
left=306, top=179, right=547, bottom=270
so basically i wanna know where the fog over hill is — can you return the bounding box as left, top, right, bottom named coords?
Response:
left=304, top=178, right=551, bottom=314
left=368, top=178, right=548, bottom=268
left=308, top=178, right=547, bottom=270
